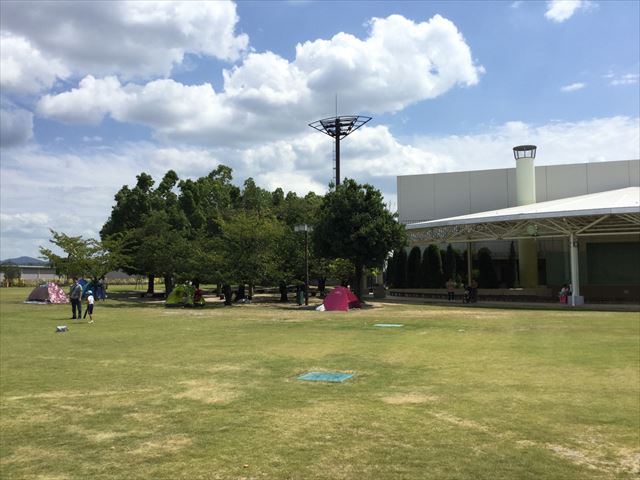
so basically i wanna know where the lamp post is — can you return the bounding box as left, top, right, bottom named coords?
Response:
left=294, top=224, right=313, bottom=305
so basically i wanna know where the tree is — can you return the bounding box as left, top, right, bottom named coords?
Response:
left=407, top=246, right=422, bottom=288
left=393, top=249, right=408, bottom=288
left=272, top=190, right=324, bottom=298
left=220, top=211, right=285, bottom=298
left=328, top=258, right=355, bottom=286
left=424, top=244, right=444, bottom=288
left=39, top=229, right=121, bottom=279
left=313, top=179, right=406, bottom=300
left=101, top=172, right=166, bottom=293
left=0, top=263, right=21, bottom=286
left=477, top=247, right=499, bottom=288
left=444, top=244, right=456, bottom=281
left=128, top=211, right=193, bottom=295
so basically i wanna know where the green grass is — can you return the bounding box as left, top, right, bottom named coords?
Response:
left=1, top=286, right=638, bottom=480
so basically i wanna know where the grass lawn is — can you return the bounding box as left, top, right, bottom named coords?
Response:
left=1, top=286, right=638, bottom=480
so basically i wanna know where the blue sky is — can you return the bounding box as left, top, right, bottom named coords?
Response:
left=1, top=0, right=639, bottom=260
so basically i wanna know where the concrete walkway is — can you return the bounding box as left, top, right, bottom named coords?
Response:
left=365, top=294, right=640, bottom=312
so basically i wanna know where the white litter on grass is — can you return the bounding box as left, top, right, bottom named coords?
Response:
left=374, top=323, right=403, bottom=328
left=315, top=304, right=325, bottom=311
left=56, top=326, right=68, bottom=332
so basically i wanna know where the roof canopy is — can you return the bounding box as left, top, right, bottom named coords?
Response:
left=406, top=187, right=640, bottom=244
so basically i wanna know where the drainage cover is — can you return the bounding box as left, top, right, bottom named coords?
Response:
left=297, top=371, right=354, bottom=382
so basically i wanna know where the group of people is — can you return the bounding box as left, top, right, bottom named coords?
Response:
left=445, top=278, right=478, bottom=303
left=558, top=284, right=572, bottom=304
left=69, top=277, right=105, bottom=323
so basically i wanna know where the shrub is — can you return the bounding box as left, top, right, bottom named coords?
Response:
left=477, top=247, right=499, bottom=288
left=424, top=244, right=444, bottom=288
left=407, top=247, right=422, bottom=288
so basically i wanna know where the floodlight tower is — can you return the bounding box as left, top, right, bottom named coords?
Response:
left=309, top=115, right=371, bottom=186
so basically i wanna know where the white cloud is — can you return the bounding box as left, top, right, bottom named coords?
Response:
left=0, top=107, right=33, bottom=148
left=560, top=82, right=586, bottom=92
left=294, top=14, right=484, bottom=114
left=544, top=0, right=588, bottom=23
left=37, top=76, right=128, bottom=124
left=0, top=33, right=70, bottom=94
left=609, top=73, right=639, bottom=86
left=342, top=125, right=451, bottom=176
left=36, top=14, right=484, bottom=146
left=0, top=212, right=50, bottom=236
left=0, top=0, right=248, bottom=80
left=413, top=116, right=640, bottom=172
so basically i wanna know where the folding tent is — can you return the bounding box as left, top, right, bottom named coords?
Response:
left=322, top=286, right=361, bottom=311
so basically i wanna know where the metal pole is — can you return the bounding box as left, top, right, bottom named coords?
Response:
left=304, top=229, right=309, bottom=305
left=335, top=117, right=340, bottom=186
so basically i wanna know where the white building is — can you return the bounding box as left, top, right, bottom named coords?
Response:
left=397, top=156, right=640, bottom=303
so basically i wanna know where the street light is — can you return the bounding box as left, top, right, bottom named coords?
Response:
left=294, top=224, right=313, bottom=305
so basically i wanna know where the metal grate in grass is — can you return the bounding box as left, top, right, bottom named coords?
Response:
left=297, top=371, right=354, bottom=382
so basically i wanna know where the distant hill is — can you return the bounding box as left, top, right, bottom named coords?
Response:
left=1, top=256, right=48, bottom=266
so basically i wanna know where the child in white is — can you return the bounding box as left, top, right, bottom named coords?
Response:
left=86, top=290, right=95, bottom=323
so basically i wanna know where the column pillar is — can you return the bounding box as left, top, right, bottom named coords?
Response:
left=569, top=233, right=584, bottom=306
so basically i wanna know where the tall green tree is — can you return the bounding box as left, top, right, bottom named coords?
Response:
left=444, top=244, right=456, bottom=281
left=394, top=249, right=408, bottom=288
left=101, top=171, right=177, bottom=293
left=40, top=229, right=122, bottom=279
left=313, top=179, right=406, bottom=300
left=407, top=246, right=422, bottom=288
left=0, top=263, right=21, bottom=286
left=220, top=211, right=285, bottom=298
left=127, top=210, right=193, bottom=294
left=424, top=244, right=444, bottom=288
left=477, top=247, right=499, bottom=288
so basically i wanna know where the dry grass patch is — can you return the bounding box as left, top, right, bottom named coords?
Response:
left=129, top=434, right=192, bottom=457
left=1, top=446, right=66, bottom=466
left=381, top=393, right=439, bottom=405
left=431, top=411, right=492, bottom=433
left=123, top=412, right=164, bottom=423
left=5, top=388, right=158, bottom=402
left=174, top=379, right=238, bottom=404
left=66, top=425, right=131, bottom=443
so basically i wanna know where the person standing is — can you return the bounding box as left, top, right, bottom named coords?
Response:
left=85, top=290, right=95, bottom=323
left=446, top=278, right=456, bottom=301
left=97, top=276, right=107, bottom=300
left=470, top=279, right=479, bottom=303
left=69, top=277, right=83, bottom=319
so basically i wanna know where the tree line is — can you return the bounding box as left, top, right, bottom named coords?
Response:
left=387, top=244, right=510, bottom=289
left=40, top=165, right=406, bottom=300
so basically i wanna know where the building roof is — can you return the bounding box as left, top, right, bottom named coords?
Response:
left=406, top=187, right=640, bottom=244
left=407, top=187, right=639, bottom=228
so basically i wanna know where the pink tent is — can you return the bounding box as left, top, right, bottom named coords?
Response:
left=323, top=286, right=361, bottom=312
left=24, top=283, right=68, bottom=304
left=48, top=282, right=68, bottom=303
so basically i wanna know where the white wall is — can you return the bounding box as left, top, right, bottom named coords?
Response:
left=398, top=159, right=640, bottom=223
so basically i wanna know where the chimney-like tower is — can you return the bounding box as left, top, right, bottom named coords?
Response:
left=513, top=145, right=539, bottom=288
